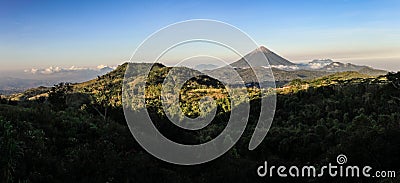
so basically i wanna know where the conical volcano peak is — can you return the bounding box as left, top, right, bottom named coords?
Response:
left=230, top=46, right=295, bottom=67
left=257, top=46, right=271, bottom=53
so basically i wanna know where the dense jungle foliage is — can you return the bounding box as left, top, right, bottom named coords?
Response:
left=0, top=64, right=399, bottom=183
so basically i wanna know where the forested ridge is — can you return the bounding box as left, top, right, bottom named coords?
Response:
left=1, top=64, right=399, bottom=183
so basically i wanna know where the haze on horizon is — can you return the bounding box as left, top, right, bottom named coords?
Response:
left=1, top=0, right=400, bottom=73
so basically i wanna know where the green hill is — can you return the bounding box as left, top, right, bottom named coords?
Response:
left=1, top=62, right=400, bottom=182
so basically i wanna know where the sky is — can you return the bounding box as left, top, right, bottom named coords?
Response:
left=1, top=0, right=400, bottom=72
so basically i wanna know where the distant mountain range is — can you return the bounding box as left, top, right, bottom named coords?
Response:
left=205, top=46, right=388, bottom=86
left=0, top=46, right=389, bottom=94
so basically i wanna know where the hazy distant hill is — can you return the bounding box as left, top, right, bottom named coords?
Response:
left=358, top=67, right=388, bottom=76
left=0, top=66, right=114, bottom=95
left=194, top=64, right=220, bottom=71
left=0, top=77, right=53, bottom=95
left=320, top=62, right=365, bottom=71
left=312, top=61, right=387, bottom=76
left=271, top=68, right=330, bottom=82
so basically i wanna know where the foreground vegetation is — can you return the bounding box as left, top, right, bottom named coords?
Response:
left=1, top=64, right=400, bottom=182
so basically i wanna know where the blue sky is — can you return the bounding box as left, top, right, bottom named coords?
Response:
left=1, top=0, right=400, bottom=71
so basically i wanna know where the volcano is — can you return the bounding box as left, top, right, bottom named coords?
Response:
left=230, top=46, right=295, bottom=68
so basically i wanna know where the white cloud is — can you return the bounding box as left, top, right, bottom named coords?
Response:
left=271, top=65, right=299, bottom=70
left=258, top=59, right=336, bottom=71
left=24, top=65, right=115, bottom=75
left=96, top=65, right=108, bottom=70
left=308, top=63, right=327, bottom=69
